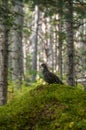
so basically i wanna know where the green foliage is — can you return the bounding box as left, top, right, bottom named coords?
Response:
left=74, top=5, right=86, bottom=19
left=23, top=28, right=31, bottom=35
left=0, top=84, right=86, bottom=130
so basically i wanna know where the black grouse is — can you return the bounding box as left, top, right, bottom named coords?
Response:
left=41, top=63, right=63, bottom=84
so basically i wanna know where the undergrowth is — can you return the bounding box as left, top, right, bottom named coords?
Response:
left=0, top=84, right=86, bottom=130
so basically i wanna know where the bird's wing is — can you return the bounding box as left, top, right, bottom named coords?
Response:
left=49, top=72, right=63, bottom=83
left=49, top=72, right=59, bottom=80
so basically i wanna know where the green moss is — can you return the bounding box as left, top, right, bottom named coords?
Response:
left=0, top=84, right=86, bottom=130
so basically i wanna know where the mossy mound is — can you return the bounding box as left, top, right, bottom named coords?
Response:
left=0, top=84, right=86, bottom=130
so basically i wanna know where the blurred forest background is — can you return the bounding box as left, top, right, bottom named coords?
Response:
left=0, top=0, right=86, bottom=105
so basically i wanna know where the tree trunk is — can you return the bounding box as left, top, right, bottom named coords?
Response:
left=47, top=17, right=54, bottom=71
left=66, top=0, right=75, bottom=86
left=32, top=4, right=40, bottom=82
left=54, top=15, right=58, bottom=71
left=57, top=0, right=64, bottom=80
left=11, top=0, right=24, bottom=88
left=0, top=0, right=9, bottom=105
left=79, top=18, right=86, bottom=77
left=58, top=18, right=63, bottom=80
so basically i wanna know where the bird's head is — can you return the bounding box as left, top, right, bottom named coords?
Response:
left=41, top=63, right=48, bottom=70
left=41, top=63, right=47, bottom=68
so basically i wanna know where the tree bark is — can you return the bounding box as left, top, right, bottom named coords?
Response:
left=66, top=0, right=75, bottom=86
left=11, top=0, right=24, bottom=88
left=58, top=18, right=63, bottom=80
left=47, top=17, right=54, bottom=71
left=0, top=0, right=9, bottom=105
left=32, top=4, right=40, bottom=82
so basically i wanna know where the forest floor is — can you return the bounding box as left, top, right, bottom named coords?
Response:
left=0, top=84, right=86, bottom=130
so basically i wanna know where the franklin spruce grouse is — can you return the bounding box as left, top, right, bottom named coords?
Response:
left=41, top=63, right=63, bottom=84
